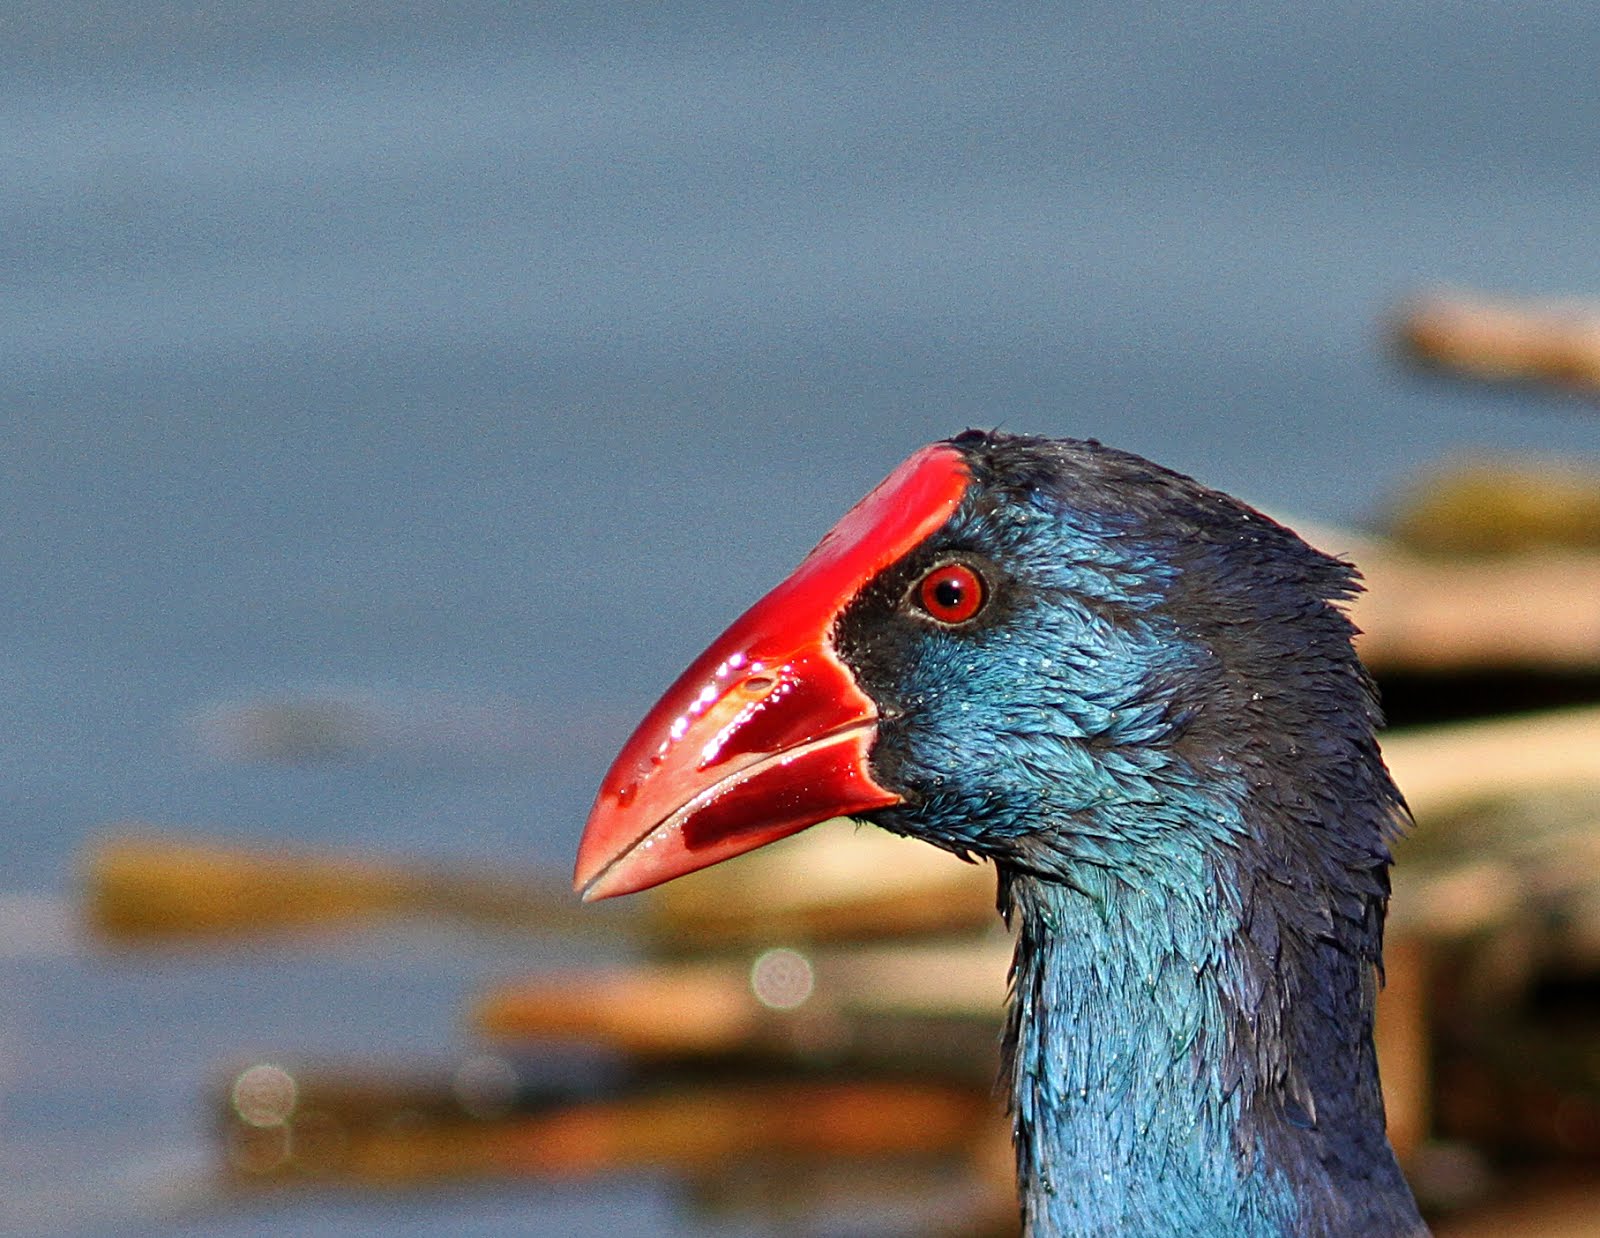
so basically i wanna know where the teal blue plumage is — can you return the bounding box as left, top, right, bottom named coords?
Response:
left=834, top=432, right=1427, bottom=1237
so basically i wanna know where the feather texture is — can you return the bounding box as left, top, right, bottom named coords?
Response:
left=835, top=432, right=1426, bottom=1237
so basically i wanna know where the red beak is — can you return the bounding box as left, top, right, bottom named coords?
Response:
left=574, top=444, right=971, bottom=900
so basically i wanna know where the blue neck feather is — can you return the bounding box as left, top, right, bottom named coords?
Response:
left=1004, top=864, right=1293, bottom=1236
left=1000, top=803, right=1420, bottom=1237
left=979, top=626, right=1425, bottom=1237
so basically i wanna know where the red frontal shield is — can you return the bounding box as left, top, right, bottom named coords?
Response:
left=574, top=444, right=970, bottom=900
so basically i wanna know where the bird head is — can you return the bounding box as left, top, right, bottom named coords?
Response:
left=575, top=430, right=1399, bottom=903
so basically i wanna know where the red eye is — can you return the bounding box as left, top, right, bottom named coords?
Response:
left=915, top=562, right=986, bottom=625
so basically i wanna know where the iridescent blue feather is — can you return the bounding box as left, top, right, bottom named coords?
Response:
left=836, top=432, right=1426, bottom=1237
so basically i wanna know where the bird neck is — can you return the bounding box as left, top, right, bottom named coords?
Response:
left=1000, top=857, right=1424, bottom=1238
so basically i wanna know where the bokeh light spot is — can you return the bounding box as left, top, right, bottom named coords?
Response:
left=231, top=1062, right=297, bottom=1128
left=749, top=947, right=815, bottom=1010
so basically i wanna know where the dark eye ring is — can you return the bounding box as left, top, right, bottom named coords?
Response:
left=913, top=561, right=987, bottom=625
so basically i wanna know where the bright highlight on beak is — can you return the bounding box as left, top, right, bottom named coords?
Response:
left=574, top=444, right=971, bottom=900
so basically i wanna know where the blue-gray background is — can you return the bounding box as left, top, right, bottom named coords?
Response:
left=4, top=3, right=1597, bottom=1234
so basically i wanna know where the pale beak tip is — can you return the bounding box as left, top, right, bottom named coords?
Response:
left=574, top=859, right=627, bottom=902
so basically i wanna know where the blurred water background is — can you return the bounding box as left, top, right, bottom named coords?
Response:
left=3, top=3, right=1599, bottom=1234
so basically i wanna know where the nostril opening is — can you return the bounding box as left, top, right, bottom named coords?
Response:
left=740, top=674, right=777, bottom=695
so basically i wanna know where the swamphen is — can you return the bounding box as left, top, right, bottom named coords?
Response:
left=575, top=431, right=1427, bottom=1237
